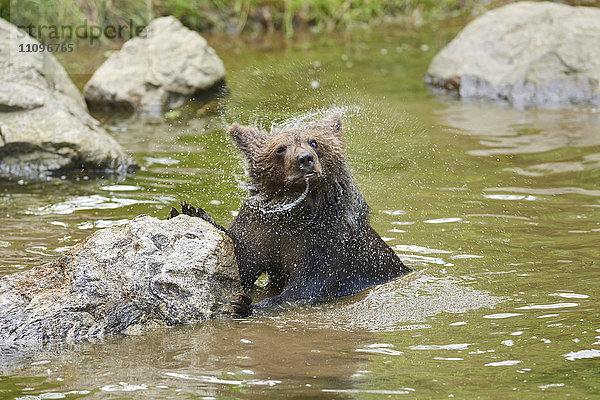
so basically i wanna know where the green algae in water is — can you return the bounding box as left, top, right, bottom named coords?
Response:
left=1, top=23, right=600, bottom=399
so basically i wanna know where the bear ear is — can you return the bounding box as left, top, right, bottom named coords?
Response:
left=311, top=113, right=343, bottom=138
left=228, top=123, right=268, bottom=159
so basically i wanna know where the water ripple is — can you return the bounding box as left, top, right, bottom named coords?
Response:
left=29, top=195, right=160, bottom=215
left=485, top=187, right=600, bottom=197
left=515, top=303, right=578, bottom=310
left=408, top=343, right=473, bottom=351
left=563, top=349, right=600, bottom=361
left=485, top=360, right=522, bottom=367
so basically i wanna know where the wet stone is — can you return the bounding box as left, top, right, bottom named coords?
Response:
left=84, top=16, right=226, bottom=115
left=0, top=215, right=241, bottom=343
left=425, top=2, right=600, bottom=108
left=0, top=18, right=137, bottom=180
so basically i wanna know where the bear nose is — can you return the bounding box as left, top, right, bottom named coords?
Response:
left=297, top=152, right=314, bottom=171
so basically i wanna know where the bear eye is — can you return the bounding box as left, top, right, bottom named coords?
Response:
left=309, top=139, right=318, bottom=149
left=276, top=145, right=287, bottom=154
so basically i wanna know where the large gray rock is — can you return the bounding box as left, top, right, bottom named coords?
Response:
left=425, top=2, right=600, bottom=108
left=84, top=16, right=226, bottom=114
left=0, top=214, right=241, bottom=343
left=0, top=18, right=137, bottom=180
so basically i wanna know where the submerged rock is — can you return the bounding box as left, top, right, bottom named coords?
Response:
left=0, top=215, right=241, bottom=343
left=84, top=16, right=226, bottom=114
left=425, top=2, right=600, bottom=108
left=0, top=18, right=137, bottom=180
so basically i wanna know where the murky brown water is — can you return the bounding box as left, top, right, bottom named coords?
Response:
left=1, top=23, right=599, bottom=399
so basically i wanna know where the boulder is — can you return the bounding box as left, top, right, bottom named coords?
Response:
left=84, top=16, right=226, bottom=114
left=425, top=2, right=600, bottom=108
left=0, top=18, right=137, bottom=180
left=0, top=214, right=241, bottom=343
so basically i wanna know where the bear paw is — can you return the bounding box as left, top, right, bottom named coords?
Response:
left=169, top=202, right=227, bottom=233
left=231, top=293, right=253, bottom=318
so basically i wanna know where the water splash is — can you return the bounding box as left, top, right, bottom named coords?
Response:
left=259, top=177, right=311, bottom=214
left=268, top=271, right=503, bottom=332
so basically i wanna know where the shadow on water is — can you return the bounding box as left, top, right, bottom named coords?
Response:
left=437, top=101, right=600, bottom=163
left=0, top=268, right=501, bottom=398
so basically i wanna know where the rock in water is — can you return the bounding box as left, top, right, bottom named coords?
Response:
left=425, top=2, right=600, bottom=108
left=84, top=16, right=226, bottom=114
left=0, top=215, right=241, bottom=343
left=0, top=18, right=137, bottom=180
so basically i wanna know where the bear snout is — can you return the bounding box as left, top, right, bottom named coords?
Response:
left=297, top=152, right=315, bottom=172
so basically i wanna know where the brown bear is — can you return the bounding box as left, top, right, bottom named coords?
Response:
left=172, top=114, right=410, bottom=317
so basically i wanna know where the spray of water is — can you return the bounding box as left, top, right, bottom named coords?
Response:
left=260, top=177, right=311, bottom=214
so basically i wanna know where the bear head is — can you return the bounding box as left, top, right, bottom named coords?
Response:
left=228, top=113, right=348, bottom=197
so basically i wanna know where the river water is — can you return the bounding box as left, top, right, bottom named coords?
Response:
left=1, top=23, right=599, bottom=399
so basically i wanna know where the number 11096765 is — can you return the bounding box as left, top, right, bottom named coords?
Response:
left=19, top=43, right=74, bottom=52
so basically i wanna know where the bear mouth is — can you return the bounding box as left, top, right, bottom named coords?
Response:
left=300, top=171, right=320, bottom=183
left=287, top=171, right=321, bottom=188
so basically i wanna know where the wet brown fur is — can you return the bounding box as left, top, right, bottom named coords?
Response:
left=224, top=114, right=410, bottom=314
left=230, top=117, right=347, bottom=199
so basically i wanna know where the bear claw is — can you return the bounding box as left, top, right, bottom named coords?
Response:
left=169, top=202, right=227, bottom=232
left=231, top=293, right=252, bottom=318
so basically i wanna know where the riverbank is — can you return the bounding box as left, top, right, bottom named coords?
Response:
left=0, top=0, right=514, bottom=39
